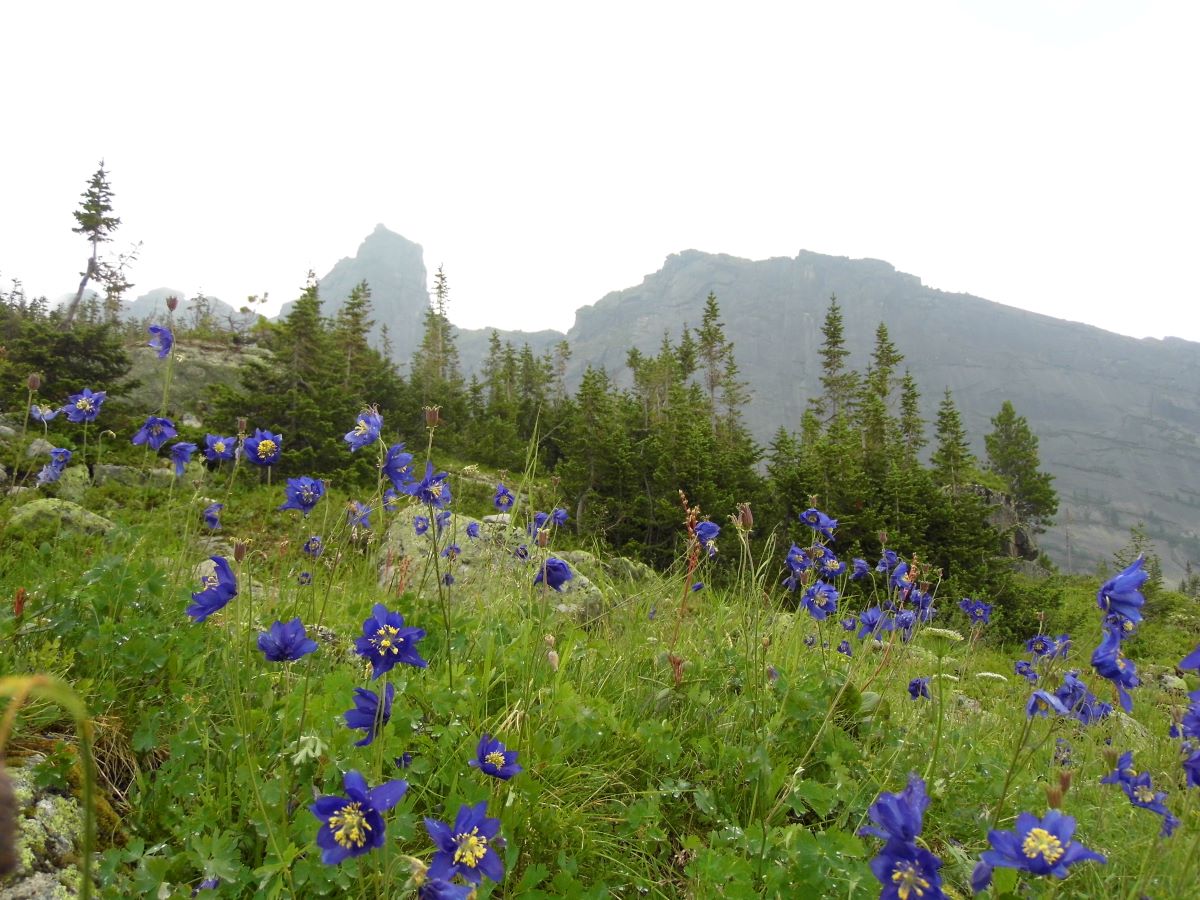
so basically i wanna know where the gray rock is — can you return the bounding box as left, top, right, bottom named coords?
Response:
left=3, top=498, right=114, bottom=537
left=1, top=758, right=86, bottom=899
left=92, top=464, right=173, bottom=487
left=181, top=413, right=203, bottom=429
left=53, top=467, right=90, bottom=504
left=25, top=439, right=53, bottom=459
left=0, top=424, right=17, bottom=440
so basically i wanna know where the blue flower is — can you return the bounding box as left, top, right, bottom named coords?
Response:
left=1091, top=627, right=1140, bottom=712
left=278, top=476, right=325, bottom=516
left=859, top=774, right=930, bottom=843
left=414, top=515, right=430, bottom=536
left=36, top=463, right=63, bottom=485
left=298, top=571, right=312, bottom=585
left=245, top=428, right=282, bottom=466
left=1119, top=772, right=1178, bottom=836
left=840, top=616, right=857, bottom=632
left=344, top=409, right=382, bottom=452
left=204, top=434, right=236, bottom=462
left=894, top=609, right=917, bottom=641
left=64, top=387, right=106, bottom=423
left=909, top=678, right=931, bottom=700
left=131, top=416, right=177, bottom=451
left=514, top=544, right=529, bottom=561
left=406, top=461, right=451, bottom=508
left=203, top=502, right=222, bottom=530
left=1100, top=751, right=1139, bottom=789
left=786, top=544, right=812, bottom=574
left=959, top=598, right=992, bottom=625
left=310, top=770, right=407, bottom=865
left=382, top=443, right=414, bottom=490
left=876, top=549, right=899, bottom=572
left=469, top=734, right=523, bottom=780
left=799, top=507, right=837, bottom=540
left=1054, top=671, right=1111, bottom=725
left=170, top=442, right=197, bottom=477
left=344, top=683, right=395, bottom=747
left=258, top=617, right=318, bottom=662
left=382, top=488, right=400, bottom=511
left=837, top=640, right=852, bottom=656
left=528, top=511, right=550, bottom=535
left=436, top=509, right=451, bottom=532
left=981, top=810, right=1106, bottom=879
left=493, top=483, right=514, bottom=510
left=869, top=839, right=944, bottom=900
left=418, top=879, right=475, bottom=900
left=1015, top=659, right=1039, bottom=683
left=424, top=801, right=504, bottom=885
left=348, top=501, right=371, bottom=530
left=147, top=324, right=174, bottom=359
left=186, top=556, right=238, bottom=622
left=1179, top=643, right=1200, bottom=671
left=303, top=535, right=324, bottom=557
left=466, top=522, right=480, bottom=539
left=850, top=558, right=870, bottom=580
left=801, top=581, right=839, bottom=621
left=30, top=404, right=59, bottom=423
left=51, top=447, right=71, bottom=467
left=1097, top=555, right=1148, bottom=629
left=694, top=520, right=720, bottom=557
left=534, top=557, right=573, bottom=592
left=1183, top=749, right=1200, bottom=789
left=857, top=607, right=892, bottom=640
left=1027, top=690, right=1068, bottom=718
left=354, top=603, right=428, bottom=679
left=441, top=544, right=461, bottom=560
left=1026, top=635, right=1057, bottom=658
left=820, top=556, right=847, bottom=578
left=551, top=507, right=569, bottom=527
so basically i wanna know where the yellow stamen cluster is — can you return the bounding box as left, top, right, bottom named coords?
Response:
left=213, top=441, right=226, bottom=453
left=76, top=398, right=93, bottom=411
left=374, top=624, right=403, bottom=656
left=891, top=861, right=930, bottom=899
left=453, top=828, right=488, bottom=868
left=484, top=751, right=507, bottom=768
left=1134, top=785, right=1155, bottom=803
left=257, top=439, right=277, bottom=459
left=329, top=802, right=371, bottom=849
left=1022, top=827, right=1064, bottom=864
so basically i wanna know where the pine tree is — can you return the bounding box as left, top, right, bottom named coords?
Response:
left=984, top=400, right=1058, bottom=527
left=64, top=162, right=123, bottom=327
left=898, top=371, right=926, bottom=460
left=814, top=295, right=859, bottom=421
left=866, top=322, right=903, bottom=403
left=931, top=389, right=974, bottom=489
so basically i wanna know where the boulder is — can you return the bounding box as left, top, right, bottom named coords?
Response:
left=25, top=439, right=53, bottom=460
left=92, top=464, right=173, bottom=487
left=3, top=499, right=114, bottom=538
left=0, top=756, right=87, bottom=899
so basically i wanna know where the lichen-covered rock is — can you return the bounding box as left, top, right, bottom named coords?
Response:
left=24, top=440, right=53, bottom=460
left=91, top=465, right=173, bottom=488
left=52, top=469, right=90, bottom=505
left=0, top=759, right=86, bottom=900
left=3, top=499, right=114, bottom=539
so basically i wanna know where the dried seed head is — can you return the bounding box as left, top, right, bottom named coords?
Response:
left=26, top=372, right=41, bottom=392
left=423, top=406, right=441, bottom=428
left=546, top=650, right=560, bottom=672
left=1044, top=782, right=1063, bottom=810
left=166, top=295, right=179, bottom=312
left=234, top=541, right=249, bottom=563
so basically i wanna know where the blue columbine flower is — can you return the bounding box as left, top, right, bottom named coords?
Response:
left=298, top=571, right=312, bottom=585
left=204, top=434, right=236, bottom=462
left=799, top=507, right=837, bottom=541
left=48, top=447, right=72, bottom=469
left=894, top=609, right=918, bottom=641
left=186, top=556, right=238, bottom=622
left=310, top=770, right=407, bottom=865
left=245, top=428, right=282, bottom=466
left=436, top=509, right=451, bottom=532
left=1091, top=626, right=1140, bottom=712
left=441, top=544, right=461, bottom=560
left=837, top=640, right=852, bottom=656
left=382, top=443, right=414, bottom=490
left=1026, top=635, right=1057, bottom=658
left=30, top=404, right=59, bottom=423
left=354, top=603, right=428, bottom=679
left=1054, top=671, right=1111, bottom=725
left=414, top=515, right=430, bottom=535
left=786, top=544, right=812, bottom=574
left=876, top=549, right=899, bottom=573
left=850, top=558, right=870, bottom=580
left=1183, top=749, right=1200, bottom=789
left=1027, top=690, right=1069, bottom=718
left=344, top=408, right=383, bottom=452
left=418, top=879, right=474, bottom=900
left=131, top=416, right=178, bottom=451
left=802, top=580, right=839, bottom=621
left=303, top=535, right=323, bottom=557
left=981, top=810, right=1105, bottom=879
left=551, top=507, right=569, bottom=527
left=170, top=442, right=197, bottom=477
left=64, top=387, right=106, bottom=423
left=424, top=801, right=504, bottom=885
left=344, top=683, right=395, bottom=747
left=469, top=734, right=523, bottom=781
left=258, top=617, right=318, bottom=662
left=959, top=597, right=992, bottom=625
left=1015, top=659, right=1039, bottom=683
left=859, top=774, right=931, bottom=844
left=348, top=501, right=371, bottom=530
left=840, top=616, right=857, bottom=632
left=493, top=483, right=515, bottom=510
left=406, top=460, right=451, bottom=508
left=203, top=502, right=222, bottom=530
left=1097, top=555, right=1148, bottom=629
left=870, top=839, right=944, bottom=900
left=382, top=488, right=399, bottom=511
left=694, top=520, right=720, bottom=557
left=1100, top=751, right=1139, bottom=789
left=36, top=462, right=63, bottom=485
left=514, top=544, right=529, bottom=561
left=1119, top=772, right=1179, bottom=836
left=147, top=324, right=174, bottom=359
left=466, top=522, right=480, bottom=539
left=1054, top=633, right=1072, bottom=657
left=821, top=556, right=847, bottom=578
left=1179, top=643, right=1200, bottom=671
left=857, top=607, right=892, bottom=640
left=909, top=677, right=931, bottom=700
left=278, top=476, right=325, bottom=516
left=534, top=557, right=573, bottom=592
left=529, top=510, right=550, bottom=535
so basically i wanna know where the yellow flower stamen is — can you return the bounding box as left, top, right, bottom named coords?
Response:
left=891, top=861, right=930, bottom=899
left=329, top=801, right=371, bottom=849
left=257, top=439, right=277, bottom=459
left=453, top=828, right=488, bottom=868
left=484, top=751, right=506, bottom=768
left=1022, top=827, right=1064, bottom=864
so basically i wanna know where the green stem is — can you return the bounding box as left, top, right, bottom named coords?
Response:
left=990, top=714, right=1035, bottom=830
left=924, top=650, right=946, bottom=782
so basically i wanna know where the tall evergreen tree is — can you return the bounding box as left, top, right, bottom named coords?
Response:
left=813, top=294, right=859, bottom=421
left=64, top=162, right=123, bottom=327
left=898, top=371, right=926, bottom=460
left=931, top=389, right=974, bottom=490
left=984, top=400, right=1058, bottom=527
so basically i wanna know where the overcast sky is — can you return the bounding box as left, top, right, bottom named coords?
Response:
left=2, top=1, right=1197, bottom=342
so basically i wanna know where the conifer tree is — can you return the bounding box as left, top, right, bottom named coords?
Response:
left=866, top=322, right=903, bottom=403
left=898, top=371, right=926, bottom=460
left=984, top=400, right=1058, bottom=527
left=814, top=295, right=859, bottom=421
left=931, top=389, right=974, bottom=490
left=64, top=162, right=123, bottom=327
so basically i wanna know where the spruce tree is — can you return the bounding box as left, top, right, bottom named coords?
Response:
left=931, top=389, right=974, bottom=490
left=64, top=162, right=122, bottom=327
left=984, top=400, right=1058, bottom=527
left=814, top=295, right=859, bottom=421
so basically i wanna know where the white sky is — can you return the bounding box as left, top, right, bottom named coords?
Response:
left=1, top=1, right=1197, bottom=341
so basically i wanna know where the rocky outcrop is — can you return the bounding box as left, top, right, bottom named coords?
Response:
left=3, top=500, right=114, bottom=539
left=0, top=758, right=87, bottom=900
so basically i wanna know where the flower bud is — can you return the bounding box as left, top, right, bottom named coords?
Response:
left=166, top=295, right=179, bottom=312
left=234, top=541, right=248, bottom=563
left=761, top=635, right=771, bottom=649
left=423, top=405, right=441, bottom=428
left=544, top=633, right=556, bottom=649
left=878, top=531, right=888, bottom=546
left=536, top=528, right=550, bottom=548
left=237, top=417, right=248, bottom=436
left=737, top=502, right=753, bottom=529
left=26, top=373, right=41, bottom=392
left=546, top=650, right=560, bottom=672
left=1044, top=782, right=1063, bottom=810
left=12, top=587, right=26, bottom=618
left=1102, top=746, right=1120, bottom=769
left=1058, top=769, right=1072, bottom=796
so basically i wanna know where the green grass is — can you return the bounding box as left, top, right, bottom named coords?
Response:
left=1, top=458, right=1198, bottom=898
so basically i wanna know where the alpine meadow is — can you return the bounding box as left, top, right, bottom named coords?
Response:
left=3, top=163, right=1200, bottom=900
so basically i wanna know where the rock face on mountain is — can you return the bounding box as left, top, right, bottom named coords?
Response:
left=553, top=249, right=1200, bottom=577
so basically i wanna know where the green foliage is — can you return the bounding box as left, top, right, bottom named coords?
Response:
left=985, top=400, right=1058, bottom=527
